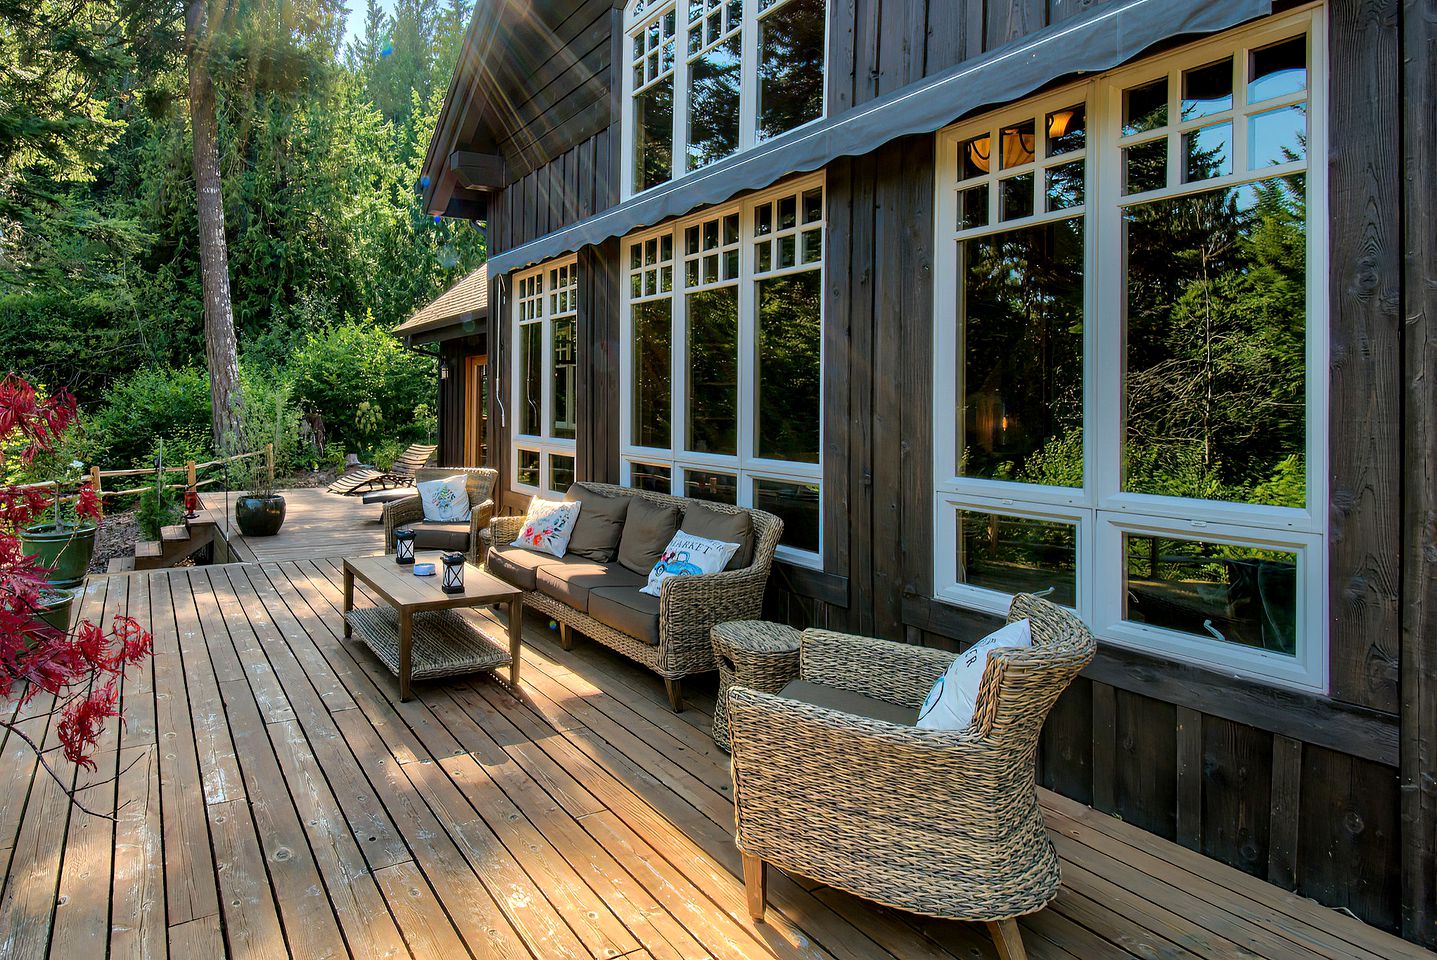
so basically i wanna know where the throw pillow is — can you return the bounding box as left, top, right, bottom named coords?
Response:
left=510, top=498, right=582, bottom=558
left=564, top=486, right=632, bottom=562
left=617, top=497, right=682, bottom=575
left=679, top=503, right=754, bottom=570
left=417, top=475, right=471, bottom=523
left=640, top=532, right=740, bottom=597
left=916, top=619, right=1033, bottom=731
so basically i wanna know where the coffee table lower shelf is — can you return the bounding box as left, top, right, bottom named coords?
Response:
left=346, top=606, right=512, bottom=684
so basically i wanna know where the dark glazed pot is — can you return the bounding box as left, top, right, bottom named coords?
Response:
left=235, top=494, right=286, bottom=537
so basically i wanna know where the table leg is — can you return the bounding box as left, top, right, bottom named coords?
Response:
left=508, top=596, right=523, bottom=690
left=398, top=610, right=412, bottom=702
left=343, top=569, right=354, bottom=638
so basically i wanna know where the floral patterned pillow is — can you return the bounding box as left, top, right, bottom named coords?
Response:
left=510, top=497, right=582, bottom=558
left=417, top=475, right=471, bottom=523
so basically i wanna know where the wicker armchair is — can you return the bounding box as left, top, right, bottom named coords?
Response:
left=489, top=481, right=783, bottom=710
left=382, top=467, right=498, bottom=564
left=727, top=595, right=1096, bottom=960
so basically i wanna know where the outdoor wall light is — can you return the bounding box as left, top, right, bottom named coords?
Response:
left=394, top=528, right=416, bottom=564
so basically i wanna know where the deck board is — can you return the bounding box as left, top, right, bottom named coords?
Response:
left=0, top=561, right=1428, bottom=960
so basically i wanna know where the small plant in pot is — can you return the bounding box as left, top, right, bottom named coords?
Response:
left=227, top=385, right=291, bottom=538
left=7, top=385, right=100, bottom=589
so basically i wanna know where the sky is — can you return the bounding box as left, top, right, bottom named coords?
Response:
left=341, top=0, right=395, bottom=51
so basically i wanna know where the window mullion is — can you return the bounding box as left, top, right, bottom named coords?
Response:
left=739, top=0, right=758, bottom=150
left=671, top=227, right=687, bottom=464
left=738, top=201, right=757, bottom=473
left=674, top=12, right=690, bottom=176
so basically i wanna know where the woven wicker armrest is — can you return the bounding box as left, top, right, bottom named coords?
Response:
left=381, top=496, right=424, bottom=553
left=799, top=628, right=956, bottom=710
left=656, top=565, right=771, bottom=674
left=490, top=514, right=526, bottom=546
left=467, top=499, right=495, bottom=538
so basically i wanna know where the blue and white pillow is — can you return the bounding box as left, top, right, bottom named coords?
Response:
left=640, top=532, right=740, bottom=597
left=917, top=619, right=1032, bottom=731
left=417, top=475, right=471, bottom=523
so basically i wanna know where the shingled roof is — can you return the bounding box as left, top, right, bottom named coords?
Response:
left=393, top=263, right=488, bottom=343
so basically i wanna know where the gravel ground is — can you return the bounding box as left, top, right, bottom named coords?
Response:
left=90, top=509, right=139, bottom=574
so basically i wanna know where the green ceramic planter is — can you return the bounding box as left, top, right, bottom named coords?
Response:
left=235, top=494, right=286, bottom=537
left=20, top=522, right=97, bottom=589
left=35, top=589, right=75, bottom=634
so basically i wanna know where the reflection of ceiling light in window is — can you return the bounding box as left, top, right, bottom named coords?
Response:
left=968, top=126, right=1042, bottom=173
left=1047, top=110, right=1075, bottom=139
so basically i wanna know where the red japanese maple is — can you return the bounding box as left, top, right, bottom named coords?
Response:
left=0, top=374, right=152, bottom=816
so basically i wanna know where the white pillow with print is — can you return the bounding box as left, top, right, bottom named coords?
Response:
left=640, top=532, right=740, bottom=597
left=511, top=498, right=582, bottom=558
left=417, top=475, right=471, bottom=523
left=916, top=619, right=1032, bottom=731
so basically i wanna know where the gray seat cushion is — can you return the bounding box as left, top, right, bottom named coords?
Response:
left=588, top=586, right=661, bottom=646
left=564, top=487, right=632, bottom=562
left=778, top=679, right=916, bottom=726
left=617, top=498, right=681, bottom=576
left=535, top=563, right=646, bottom=613
left=680, top=502, right=754, bottom=570
left=399, top=521, right=471, bottom=552
left=487, top=543, right=569, bottom=591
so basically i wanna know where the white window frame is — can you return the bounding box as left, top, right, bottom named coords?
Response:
left=932, top=7, right=1329, bottom=691
left=619, top=174, right=826, bottom=567
left=511, top=257, right=579, bottom=498
left=619, top=0, right=829, bottom=200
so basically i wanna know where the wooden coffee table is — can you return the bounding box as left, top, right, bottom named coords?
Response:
left=342, top=552, right=522, bottom=701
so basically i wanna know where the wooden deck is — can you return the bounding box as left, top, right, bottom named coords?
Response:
left=1, top=560, right=1428, bottom=960
left=198, top=487, right=387, bottom=563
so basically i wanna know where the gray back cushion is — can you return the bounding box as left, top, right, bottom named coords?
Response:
left=617, top=497, right=682, bottom=576
left=564, top=486, right=631, bottom=562
left=679, top=503, right=754, bottom=570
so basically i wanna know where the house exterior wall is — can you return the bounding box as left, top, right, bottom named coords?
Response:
left=434, top=0, right=1430, bottom=941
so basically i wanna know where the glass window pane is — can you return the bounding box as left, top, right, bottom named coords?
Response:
left=1123, top=534, right=1298, bottom=655
left=957, top=219, right=1084, bottom=485
left=629, top=461, right=672, bottom=493
left=1183, top=122, right=1233, bottom=182
left=1000, top=173, right=1034, bottom=221
left=687, top=36, right=741, bottom=169
left=1248, top=36, right=1306, bottom=104
left=1045, top=161, right=1084, bottom=211
left=520, top=322, right=542, bottom=436
left=634, top=78, right=674, bottom=192
left=1045, top=104, right=1085, bottom=156
left=802, top=188, right=823, bottom=224
left=756, top=0, right=824, bottom=140
left=757, top=270, right=821, bottom=463
left=957, top=511, right=1077, bottom=606
left=960, top=133, right=992, bottom=179
left=550, top=454, right=576, bottom=492
left=754, top=478, right=820, bottom=554
left=1124, top=138, right=1167, bottom=195
left=632, top=299, right=672, bottom=449
left=686, top=286, right=739, bottom=455
left=1248, top=105, right=1306, bottom=167
left=1123, top=78, right=1168, bottom=135
left=1122, top=175, right=1308, bottom=507
left=551, top=316, right=577, bottom=440
left=683, top=469, right=738, bottom=504
left=1181, top=58, right=1233, bottom=120
left=999, top=120, right=1036, bottom=169
left=959, top=184, right=988, bottom=229
left=517, top=449, right=541, bottom=487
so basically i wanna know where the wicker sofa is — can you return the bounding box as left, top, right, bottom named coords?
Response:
left=487, top=482, right=783, bottom=711
left=726, top=594, right=1096, bottom=960
left=381, top=467, right=498, bottom=564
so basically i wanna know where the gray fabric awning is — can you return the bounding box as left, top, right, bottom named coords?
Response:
left=485, top=0, right=1273, bottom=277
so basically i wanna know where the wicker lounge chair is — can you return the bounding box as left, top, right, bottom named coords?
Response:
left=726, top=594, right=1096, bottom=960
left=381, top=467, right=498, bottom=564
left=328, top=443, right=437, bottom=495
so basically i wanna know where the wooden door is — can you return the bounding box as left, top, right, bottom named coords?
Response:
left=463, top=354, right=488, bottom=466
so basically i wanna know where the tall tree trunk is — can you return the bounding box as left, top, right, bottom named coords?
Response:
left=186, top=0, right=242, bottom=448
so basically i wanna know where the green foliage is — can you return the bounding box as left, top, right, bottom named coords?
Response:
left=84, top=366, right=215, bottom=469
left=135, top=478, right=181, bottom=541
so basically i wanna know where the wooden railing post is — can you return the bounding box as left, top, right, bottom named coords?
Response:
left=90, top=465, right=103, bottom=518
left=265, top=443, right=274, bottom=486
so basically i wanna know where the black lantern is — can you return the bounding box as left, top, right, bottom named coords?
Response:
left=394, top=528, right=416, bottom=565
left=441, top=551, right=466, bottom=594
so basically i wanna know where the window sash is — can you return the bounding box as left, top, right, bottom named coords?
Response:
left=511, top=257, right=579, bottom=498
left=930, top=8, right=1328, bottom=691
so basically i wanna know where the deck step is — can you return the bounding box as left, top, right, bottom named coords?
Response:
left=160, top=524, right=190, bottom=543
left=134, top=541, right=162, bottom=559
left=106, top=556, right=135, bottom=573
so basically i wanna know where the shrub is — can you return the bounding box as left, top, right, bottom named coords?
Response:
left=135, top=479, right=181, bottom=540
left=84, top=365, right=214, bottom=469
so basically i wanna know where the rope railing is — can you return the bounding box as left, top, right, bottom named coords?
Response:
left=6, top=445, right=274, bottom=514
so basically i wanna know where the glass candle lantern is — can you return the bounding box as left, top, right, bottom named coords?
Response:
left=394, top=528, right=416, bottom=565
left=441, top=551, right=466, bottom=594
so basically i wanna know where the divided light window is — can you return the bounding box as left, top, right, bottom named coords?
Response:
left=932, top=9, right=1327, bottom=690
left=622, top=0, right=826, bottom=197
left=621, top=175, right=824, bottom=566
left=512, top=259, right=579, bottom=497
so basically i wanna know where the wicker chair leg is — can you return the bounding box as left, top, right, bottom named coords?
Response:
left=985, top=920, right=1027, bottom=960
left=558, top=622, right=573, bottom=651
left=742, top=854, right=767, bottom=922
left=665, top=677, right=683, bottom=713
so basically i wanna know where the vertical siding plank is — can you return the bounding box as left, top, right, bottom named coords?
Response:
left=1268, top=735, right=1303, bottom=890
left=848, top=153, right=877, bottom=636
left=1116, top=691, right=1176, bottom=840
left=870, top=141, right=905, bottom=639
left=1091, top=682, right=1117, bottom=813
left=1201, top=715, right=1273, bottom=879
left=983, top=0, right=1045, bottom=50
left=1175, top=706, right=1203, bottom=849
left=898, top=135, right=935, bottom=604
left=1039, top=677, right=1093, bottom=806
left=822, top=159, right=854, bottom=604
left=827, top=0, right=858, bottom=113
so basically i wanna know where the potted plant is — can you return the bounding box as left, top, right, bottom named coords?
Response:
left=229, top=384, right=291, bottom=538
left=16, top=447, right=99, bottom=589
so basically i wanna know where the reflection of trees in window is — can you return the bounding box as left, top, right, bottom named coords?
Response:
left=1124, top=172, right=1307, bottom=506
left=632, top=300, right=672, bottom=448
left=551, top=317, right=577, bottom=440
left=520, top=323, right=542, bottom=436
left=756, top=271, right=821, bottom=462
left=688, top=37, right=741, bottom=168
left=757, top=0, right=824, bottom=141
left=635, top=80, right=674, bottom=191
left=958, top=218, right=1084, bottom=484
left=958, top=511, right=1078, bottom=606
left=686, top=286, right=738, bottom=454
